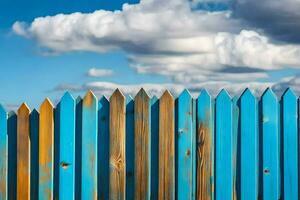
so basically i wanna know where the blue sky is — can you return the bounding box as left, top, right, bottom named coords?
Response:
left=1, top=0, right=300, bottom=110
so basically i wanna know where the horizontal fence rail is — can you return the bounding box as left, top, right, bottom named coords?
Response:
left=0, top=88, right=299, bottom=200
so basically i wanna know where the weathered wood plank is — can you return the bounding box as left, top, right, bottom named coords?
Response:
left=8, top=112, right=17, bottom=200
left=196, top=89, right=214, bottom=200
left=17, top=103, right=31, bottom=200
left=0, top=105, right=7, bottom=199
left=282, top=89, right=298, bottom=199
left=59, top=92, right=76, bottom=200
left=82, top=91, right=98, bottom=199
left=177, top=89, right=194, bottom=200
left=158, top=90, right=175, bottom=200
left=215, top=89, right=233, bottom=200
left=150, top=96, right=159, bottom=200
left=39, top=99, right=54, bottom=200
left=109, top=89, right=126, bottom=200
left=240, top=89, right=258, bottom=200
left=98, top=96, right=110, bottom=200
left=134, top=89, right=151, bottom=200
left=232, top=96, right=239, bottom=200
left=261, top=88, right=280, bottom=200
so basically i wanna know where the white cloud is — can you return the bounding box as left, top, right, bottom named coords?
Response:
left=87, top=68, right=114, bottom=77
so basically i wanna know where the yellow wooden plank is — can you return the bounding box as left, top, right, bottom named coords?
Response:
left=17, top=103, right=31, bottom=200
left=158, top=90, right=175, bottom=200
left=109, top=89, right=126, bottom=200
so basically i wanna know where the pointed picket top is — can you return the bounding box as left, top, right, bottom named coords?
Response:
left=99, top=96, right=109, bottom=105
left=61, top=91, right=75, bottom=102
left=198, top=89, right=210, bottom=98
left=216, top=89, right=231, bottom=101
left=18, top=103, right=30, bottom=114
left=262, top=88, right=277, bottom=102
left=110, top=88, right=125, bottom=101
left=178, top=89, right=191, bottom=100
left=83, top=90, right=97, bottom=107
left=40, top=98, right=54, bottom=110
left=151, top=95, right=158, bottom=102
left=282, top=88, right=297, bottom=100
left=76, top=96, right=82, bottom=104
left=0, top=104, right=6, bottom=115
left=160, top=90, right=174, bottom=101
left=135, top=88, right=150, bottom=101
left=241, top=88, right=255, bottom=99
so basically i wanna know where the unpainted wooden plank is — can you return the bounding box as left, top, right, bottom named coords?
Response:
left=109, top=89, right=126, bottom=200
left=17, top=103, right=31, bottom=200
left=59, top=92, right=76, bottom=200
left=261, top=88, right=280, bottom=200
left=177, top=89, right=194, bottom=200
left=215, top=89, right=233, bottom=200
left=158, top=90, right=175, bottom=200
left=39, top=99, right=54, bottom=200
left=82, top=91, right=98, bottom=200
left=282, top=89, right=298, bottom=199
left=134, top=89, right=151, bottom=200
left=0, top=105, right=7, bottom=199
left=240, top=89, right=259, bottom=200
left=196, top=89, right=214, bottom=200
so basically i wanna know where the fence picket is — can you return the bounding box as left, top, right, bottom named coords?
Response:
left=30, top=109, right=39, bottom=199
left=39, top=99, right=54, bottom=199
left=261, top=88, right=280, bottom=200
left=215, top=89, right=233, bottom=200
left=158, top=90, right=175, bottom=200
left=0, top=105, right=7, bottom=200
left=176, top=89, right=194, bottom=200
left=59, top=92, right=76, bottom=200
left=240, top=89, right=258, bottom=200
left=196, top=89, right=214, bottom=200
left=98, top=97, right=110, bottom=200
left=282, top=89, right=298, bottom=199
left=17, top=103, right=31, bottom=200
left=109, top=89, right=126, bottom=200
left=8, top=112, right=17, bottom=200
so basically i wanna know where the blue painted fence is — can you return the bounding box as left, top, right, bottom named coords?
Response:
left=0, top=88, right=298, bottom=200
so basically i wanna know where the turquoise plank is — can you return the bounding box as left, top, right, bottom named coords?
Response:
left=7, top=112, right=17, bottom=200
left=0, top=105, right=7, bottom=200
left=126, top=95, right=134, bottom=200
left=98, top=96, right=110, bottom=200
left=216, top=89, right=233, bottom=200
left=282, top=89, right=298, bottom=199
left=197, top=89, right=214, bottom=200
left=59, top=92, right=76, bottom=200
left=240, top=89, right=258, bottom=200
left=261, top=89, right=280, bottom=200
left=81, top=91, right=98, bottom=199
left=176, top=89, right=194, bottom=200
left=30, top=110, right=39, bottom=199
left=150, top=96, right=159, bottom=200
left=232, top=96, right=239, bottom=200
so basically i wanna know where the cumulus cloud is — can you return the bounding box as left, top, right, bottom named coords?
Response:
left=87, top=68, right=114, bottom=77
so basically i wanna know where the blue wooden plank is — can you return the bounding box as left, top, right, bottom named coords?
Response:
left=216, top=89, right=233, bottom=200
left=30, top=109, right=39, bottom=199
left=59, top=92, right=76, bottom=200
left=98, top=96, right=110, bottom=200
left=126, top=95, right=134, bottom=200
left=54, top=103, right=60, bottom=200
left=282, top=89, right=298, bottom=199
left=176, top=89, right=194, bottom=200
left=150, top=96, right=159, bottom=200
left=261, top=88, right=280, bottom=200
left=82, top=91, right=98, bottom=199
left=75, top=97, right=82, bottom=200
left=240, top=89, right=258, bottom=200
left=232, top=96, right=239, bottom=200
left=196, top=89, right=214, bottom=200
left=0, top=105, right=7, bottom=200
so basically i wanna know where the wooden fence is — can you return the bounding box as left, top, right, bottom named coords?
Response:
left=0, top=88, right=298, bottom=200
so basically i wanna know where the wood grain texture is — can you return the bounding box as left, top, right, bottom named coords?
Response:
left=17, top=103, right=31, bottom=200
left=59, top=92, right=76, bottom=200
left=158, top=90, right=175, bottom=200
left=261, top=88, right=280, bottom=200
left=0, top=105, right=7, bottom=200
left=109, top=89, right=126, bottom=200
left=39, top=99, right=54, bottom=200
left=196, top=89, right=214, bottom=200
left=215, top=90, right=233, bottom=200
left=177, top=89, right=195, bottom=200
left=282, top=89, right=298, bottom=200
left=134, top=89, right=151, bottom=200
left=82, top=91, right=98, bottom=200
